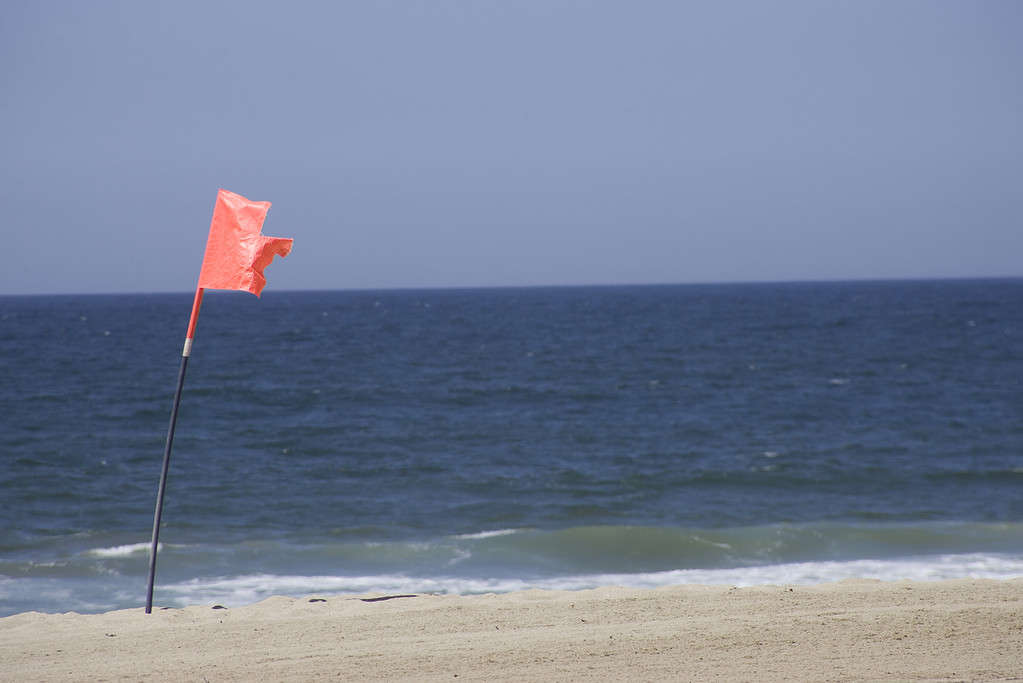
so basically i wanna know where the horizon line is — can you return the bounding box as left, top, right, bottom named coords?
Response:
left=2, top=274, right=1022, bottom=299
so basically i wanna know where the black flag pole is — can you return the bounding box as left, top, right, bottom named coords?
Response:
left=145, top=287, right=204, bottom=614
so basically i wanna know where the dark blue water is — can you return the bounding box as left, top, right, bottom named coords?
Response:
left=1, top=280, right=1021, bottom=615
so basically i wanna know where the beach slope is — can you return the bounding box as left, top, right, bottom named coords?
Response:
left=2, top=579, right=1021, bottom=681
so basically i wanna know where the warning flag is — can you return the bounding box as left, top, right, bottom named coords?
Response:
left=197, top=189, right=293, bottom=297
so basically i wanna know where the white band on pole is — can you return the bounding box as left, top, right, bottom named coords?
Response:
left=182, top=338, right=193, bottom=357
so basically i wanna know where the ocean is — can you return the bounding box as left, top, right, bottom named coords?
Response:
left=1, top=280, right=1021, bottom=616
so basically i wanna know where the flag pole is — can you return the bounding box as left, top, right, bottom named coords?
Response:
left=142, top=187, right=291, bottom=613
left=145, top=287, right=204, bottom=614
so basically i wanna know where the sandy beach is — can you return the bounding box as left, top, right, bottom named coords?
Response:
left=2, top=579, right=1021, bottom=681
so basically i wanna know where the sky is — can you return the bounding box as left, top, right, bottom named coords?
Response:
left=2, top=0, right=1021, bottom=295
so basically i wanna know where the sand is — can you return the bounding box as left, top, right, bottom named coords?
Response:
left=2, top=579, right=1021, bottom=681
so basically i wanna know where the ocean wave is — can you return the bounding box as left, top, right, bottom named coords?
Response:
left=11, top=522, right=1023, bottom=582
left=152, top=552, right=1023, bottom=608
left=4, top=523, right=1023, bottom=616
left=139, top=521, right=1023, bottom=607
left=451, top=529, right=525, bottom=540
left=86, top=542, right=157, bottom=558
left=441, top=521, right=1023, bottom=573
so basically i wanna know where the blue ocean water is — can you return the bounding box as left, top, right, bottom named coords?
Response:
left=1, top=280, right=1021, bottom=616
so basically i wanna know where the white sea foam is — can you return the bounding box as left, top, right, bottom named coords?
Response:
left=87, top=543, right=157, bottom=558
left=452, top=529, right=524, bottom=540
left=7, top=553, right=1021, bottom=616
left=592, top=553, right=1023, bottom=589
left=155, top=553, right=1023, bottom=608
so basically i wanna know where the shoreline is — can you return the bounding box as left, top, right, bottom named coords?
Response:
left=2, top=578, right=1021, bottom=681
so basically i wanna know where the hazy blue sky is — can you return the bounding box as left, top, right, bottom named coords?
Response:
left=2, top=0, right=1021, bottom=295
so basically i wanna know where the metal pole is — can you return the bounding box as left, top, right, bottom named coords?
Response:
left=145, top=354, right=189, bottom=613
left=145, top=287, right=203, bottom=613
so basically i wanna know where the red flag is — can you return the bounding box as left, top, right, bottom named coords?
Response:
left=197, top=189, right=293, bottom=297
